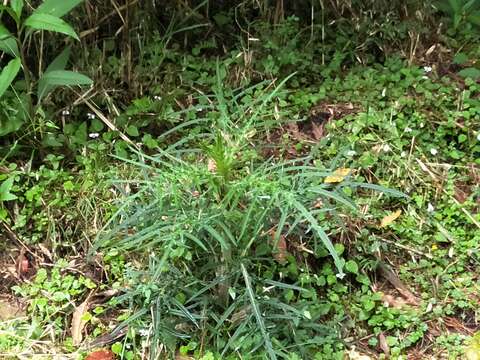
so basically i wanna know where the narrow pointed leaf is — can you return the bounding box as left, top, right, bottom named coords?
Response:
left=11, top=0, right=24, bottom=19
left=35, top=0, right=83, bottom=18
left=0, top=58, right=21, bottom=98
left=24, top=13, right=79, bottom=40
left=39, top=70, right=92, bottom=87
left=0, top=25, right=19, bottom=57
left=37, top=47, right=72, bottom=100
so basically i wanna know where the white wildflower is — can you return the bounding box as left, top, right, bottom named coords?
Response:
left=430, top=148, right=438, bottom=156
left=154, top=95, right=162, bottom=101
left=87, top=113, right=95, bottom=119
left=427, top=203, right=434, bottom=213
left=139, top=328, right=150, bottom=337
left=88, top=133, right=99, bottom=138
left=62, top=110, right=70, bottom=116
left=426, top=302, right=433, bottom=313
left=383, top=144, right=391, bottom=152
left=423, top=66, right=432, bottom=73
left=346, top=150, right=357, bottom=157
left=401, top=151, right=407, bottom=157
left=404, top=127, right=412, bottom=133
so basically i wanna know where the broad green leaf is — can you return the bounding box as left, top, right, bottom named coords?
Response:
left=0, top=58, right=21, bottom=98
left=467, top=13, right=480, bottom=26
left=453, top=52, right=468, bottom=65
left=46, top=47, right=71, bottom=73
left=448, top=0, right=461, bottom=12
left=0, top=177, right=17, bottom=201
left=24, top=13, right=79, bottom=40
left=0, top=107, right=26, bottom=136
left=458, top=67, right=480, bottom=80
left=38, top=70, right=92, bottom=87
left=0, top=5, right=20, bottom=22
left=0, top=25, right=19, bottom=57
left=37, top=47, right=71, bottom=100
left=11, top=0, right=24, bottom=19
left=35, top=0, right=83, bottom=18
left=345, top=260, right=359, bottom=274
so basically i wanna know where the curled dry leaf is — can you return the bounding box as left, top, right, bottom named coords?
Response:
left=379, top=331, right=390, bottom=357
left=381, top=293, right=407, bottom=309
left=16, top=249, right=29, bottom=276
left=378, top=263, right=420, bottom=306
left=273, top=234, right=288, bottom=264
left=346, top=346, right=373, bottom=360
left=380, top=210, right=402, bottom=228
left=175, top=355, right=194, bottom=360
left=71, top=299, right=89, bottom=346
left=324, top=168, right=352, bottom=184
left=207, top=158, right=217, bottom=172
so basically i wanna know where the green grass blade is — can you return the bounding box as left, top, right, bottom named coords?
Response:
left=290, top=199, right=344, bottom=277
left=241, top=263, right=277, bottom=360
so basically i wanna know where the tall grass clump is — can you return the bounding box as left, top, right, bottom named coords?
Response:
left=92, top=71, right=404, bottom=358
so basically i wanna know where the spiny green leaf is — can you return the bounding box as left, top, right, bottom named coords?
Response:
left=241, top=264, right=277, bottom=360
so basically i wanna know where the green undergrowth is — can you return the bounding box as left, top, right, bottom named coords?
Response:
left=1, top=21, right=480, bottom=360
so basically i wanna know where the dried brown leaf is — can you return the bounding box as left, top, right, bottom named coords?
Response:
left=379, top=331, right=390, bottom=357
left=380, top=210, right=401, bottom=228
left=71, top=300, right=89, bottom=346
left=85, top=349, right=115, bottom=360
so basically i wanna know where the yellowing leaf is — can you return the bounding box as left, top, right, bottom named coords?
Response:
left=324, top=168, right=351, bottom=184
left=465, top=333, right=480, bottom=360
left=380, top=210, right=402, bottom=228
left=465, top=348, right=480, bottom=360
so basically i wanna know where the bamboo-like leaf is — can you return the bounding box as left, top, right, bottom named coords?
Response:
left=24, top=13, right=79, bottom=40
left=34, top=0, right=83, bottom=18
left=37, top=47, right=72, bottom=100
left=0, top=25, right=19, bottom=57
left=0, top=58, right=21, bottom=98
left=38, top=70, right=92, bottom=87
left=11, top=0, right=24, bottom=20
